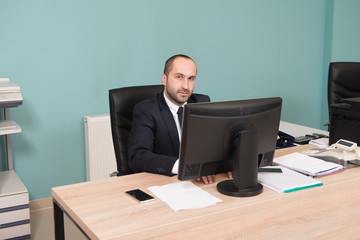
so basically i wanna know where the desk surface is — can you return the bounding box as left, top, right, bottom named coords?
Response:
left=279, top=121, right=329, bottom=137
left=52, top=145, right=360, bottom=240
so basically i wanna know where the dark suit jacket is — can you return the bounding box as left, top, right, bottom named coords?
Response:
left=128, top=91, right=210, bottom=176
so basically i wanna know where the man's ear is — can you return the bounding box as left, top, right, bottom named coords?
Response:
left=162, top=74, right=167, bottom=86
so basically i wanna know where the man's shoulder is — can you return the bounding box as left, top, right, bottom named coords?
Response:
left=134, top=92, right=162, bottom=110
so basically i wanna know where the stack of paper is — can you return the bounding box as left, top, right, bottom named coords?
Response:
left=258, top=166, right=323, bottom=193
left=0, top=78, right=23, bottom=107
left=309, top=138, right=329, bottom=148
left=148, top=181, right=222, bottom=211
left=0, top=120, right=21, bottom=135
left=274, top=152, right=343, bottom=177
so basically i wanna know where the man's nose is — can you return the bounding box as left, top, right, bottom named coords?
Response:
left=182, top=79, right=189, bottom=89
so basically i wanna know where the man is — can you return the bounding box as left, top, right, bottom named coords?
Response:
left=128, top=54, right=217, bottom=184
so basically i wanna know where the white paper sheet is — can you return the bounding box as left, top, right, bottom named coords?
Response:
left=148, top=181, right=222, bottom=211
left=274, top=152, right=343, bottom=176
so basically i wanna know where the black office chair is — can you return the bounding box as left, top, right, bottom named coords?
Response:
left=328, top=62, right=360, bottom=112
left=109, top=85, right=164, bottom=176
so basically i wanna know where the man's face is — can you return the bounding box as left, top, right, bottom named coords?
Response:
left=162, top=57, right=197, bottom=106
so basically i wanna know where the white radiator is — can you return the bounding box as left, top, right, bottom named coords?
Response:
left=84, top=114, right=117, bottom=181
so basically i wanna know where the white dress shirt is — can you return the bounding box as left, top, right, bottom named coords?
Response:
left=163, top=92, right=185, bottom=174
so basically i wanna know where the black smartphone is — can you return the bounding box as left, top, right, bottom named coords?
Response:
left=125, top=189, right=155, bottom=203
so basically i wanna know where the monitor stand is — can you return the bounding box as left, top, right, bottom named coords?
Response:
left=217, top=128, right=263, bottom=197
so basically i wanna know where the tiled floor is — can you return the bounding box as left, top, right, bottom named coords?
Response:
left=29, top=198, right=87, bottom=240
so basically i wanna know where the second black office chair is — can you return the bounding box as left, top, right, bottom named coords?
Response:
left=328, top=62, right=360, bottom=111
left=109, top=85, right=164, bottom=176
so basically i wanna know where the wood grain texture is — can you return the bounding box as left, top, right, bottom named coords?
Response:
left=52, top=145, right=360, bottom=240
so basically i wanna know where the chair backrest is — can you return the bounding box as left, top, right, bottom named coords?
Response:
left=328, top=62, right=360, bottom=111
left=109, top=85, right=164, bottom=176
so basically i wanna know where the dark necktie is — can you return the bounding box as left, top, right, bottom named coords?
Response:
left=177, top=107, right=183, bottom=129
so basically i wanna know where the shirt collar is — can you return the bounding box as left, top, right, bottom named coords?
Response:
left=163, top=91, right=186, bottom=114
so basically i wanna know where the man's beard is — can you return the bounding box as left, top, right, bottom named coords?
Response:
left=166, top=88, right=190, bottom=106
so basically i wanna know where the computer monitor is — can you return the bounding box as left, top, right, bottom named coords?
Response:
left=178, top=97, right=282, bottom=197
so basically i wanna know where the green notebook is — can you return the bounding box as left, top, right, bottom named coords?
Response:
left=258, top=166, right=323, bottom=193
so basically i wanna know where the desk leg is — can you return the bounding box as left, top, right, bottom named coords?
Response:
left=53, top=199, right=65, bottom=240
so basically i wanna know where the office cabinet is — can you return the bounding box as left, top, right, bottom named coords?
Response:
left=0, top=78, right=30, bottom=239
left=0, top=171, right=30, bottom=239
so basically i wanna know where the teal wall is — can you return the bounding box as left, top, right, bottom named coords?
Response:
left=332, top=0, right=360, bottom=60
left=0, top=0, right=359, bottom=200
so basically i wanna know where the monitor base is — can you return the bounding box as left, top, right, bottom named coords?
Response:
left=217, top=180, right=263, bottom=197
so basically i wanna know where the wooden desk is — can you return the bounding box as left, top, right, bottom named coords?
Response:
left=52, top=145, right=360, bottom=240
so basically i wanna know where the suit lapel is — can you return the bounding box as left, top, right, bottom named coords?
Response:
left=158, top=93, right=180, bottom=154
